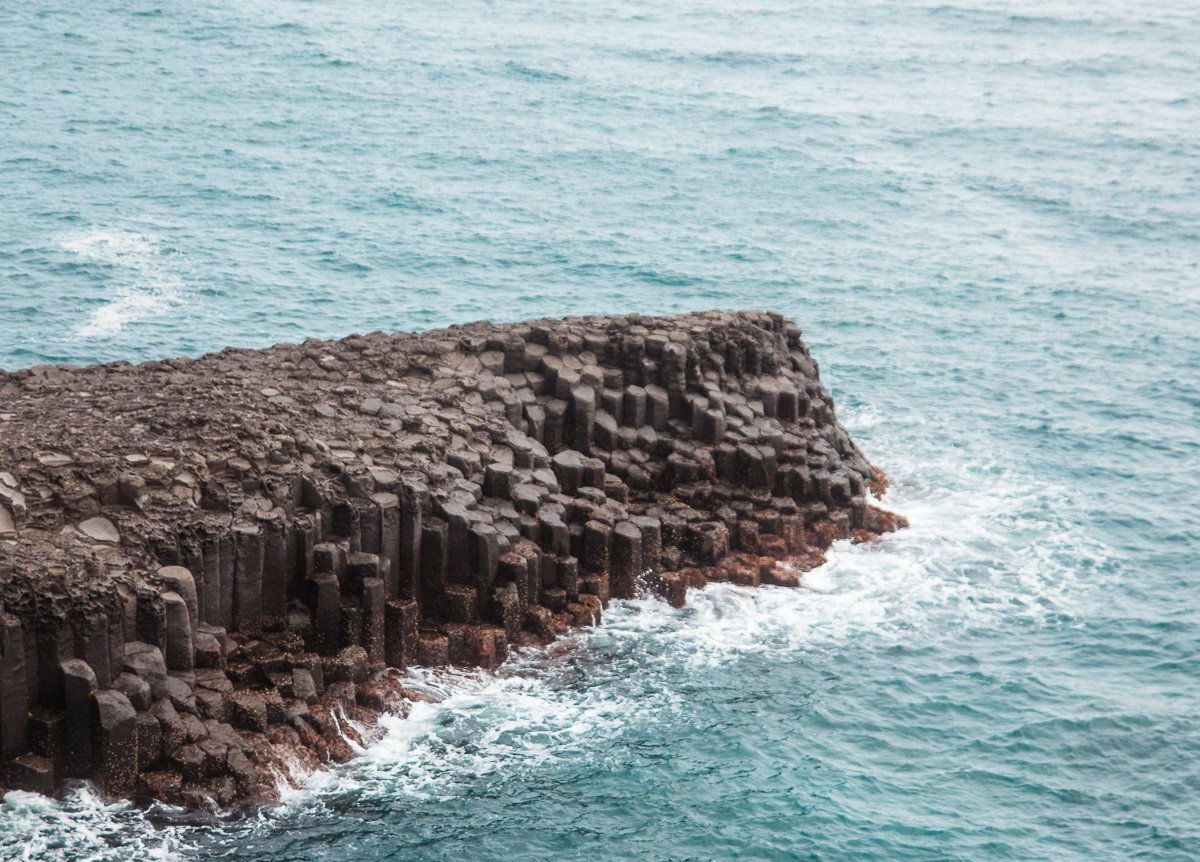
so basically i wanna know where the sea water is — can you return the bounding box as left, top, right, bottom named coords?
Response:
left=1, top=1, right=1198, bottom=859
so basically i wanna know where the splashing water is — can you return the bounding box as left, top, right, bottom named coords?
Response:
left=0, top=789, right=190, bottom=862
left=59, top=230, right=185, bottom=338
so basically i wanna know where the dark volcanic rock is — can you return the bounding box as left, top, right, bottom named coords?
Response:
left=0, top=310, right=903, bottom=807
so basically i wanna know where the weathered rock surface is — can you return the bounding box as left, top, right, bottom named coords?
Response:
left=0, top=310, right=902, bottom=808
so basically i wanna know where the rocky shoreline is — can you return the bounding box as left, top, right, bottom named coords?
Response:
left=0, top=311, right=903, bottom=809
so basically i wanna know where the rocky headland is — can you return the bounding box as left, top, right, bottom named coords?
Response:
left=0, top=311, right=903, bottom=809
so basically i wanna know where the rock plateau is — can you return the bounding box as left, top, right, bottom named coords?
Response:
left=0, top=311, right=902, bottom=808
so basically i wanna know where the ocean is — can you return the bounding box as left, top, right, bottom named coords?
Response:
left=1, top=0, right=1198, bottom=859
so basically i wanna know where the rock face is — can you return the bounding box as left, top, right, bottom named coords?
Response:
left=0, top=311, right=902, bottom=808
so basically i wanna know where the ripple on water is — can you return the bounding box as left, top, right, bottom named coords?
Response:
left=1, top=0, right=1198, bottom=858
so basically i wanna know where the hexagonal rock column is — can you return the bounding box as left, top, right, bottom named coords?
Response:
left=92, top=689, right=137, bottom=796
left=0, top=310, right=901, bottom=809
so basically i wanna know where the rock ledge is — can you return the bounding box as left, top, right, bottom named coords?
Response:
left=0, top=310, right=902, bottom=808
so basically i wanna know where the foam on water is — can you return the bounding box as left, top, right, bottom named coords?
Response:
left=350, top=669, right=643, bottom=796
left=0, top=789, right=190, bottom=862
left=59, top=229, right=186, bottom=338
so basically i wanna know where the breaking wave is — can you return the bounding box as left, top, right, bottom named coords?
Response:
left=60, top=229, right=185, bottom=338
left=0, top=788, right=190, bottom=862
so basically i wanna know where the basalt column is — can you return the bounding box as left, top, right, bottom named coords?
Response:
left=0, top=310, right=903, bottom=807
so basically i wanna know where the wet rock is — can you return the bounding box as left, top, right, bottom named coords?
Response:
left=135, top=710, right=162, bottom=769
left=416, top=633, right=449, bottom=666
left=325, top=646, right=369, bottom=685
left=761, top=565, right=801, bottom=588
left=6, top=753, right=55, bottom=796
left=611, top=522, right=643, bottom=600
left=61, top=660, right=97, bottom=779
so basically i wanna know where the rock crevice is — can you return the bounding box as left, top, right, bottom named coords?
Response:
left=0, top=310, right=902, bottom=807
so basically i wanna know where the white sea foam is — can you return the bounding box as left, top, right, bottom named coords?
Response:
left=60, top=229, right=185, bottom=338
left=276, top=654, right=657, bottom=808
left=0, top=788, right=189, bottom=862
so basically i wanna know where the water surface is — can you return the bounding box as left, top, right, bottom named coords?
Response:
left=1, top=1, right=1198, bottom=859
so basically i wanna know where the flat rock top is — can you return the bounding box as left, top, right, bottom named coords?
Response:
left=0, top=310, right=852, bottom=614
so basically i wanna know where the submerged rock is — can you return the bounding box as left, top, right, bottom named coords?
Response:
left=0, top=310, right=902, bottom=807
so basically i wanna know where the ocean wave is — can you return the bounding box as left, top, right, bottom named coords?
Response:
left=0, top=788, right=190, bottom=862
left=59, top=229, right=186, bottom=338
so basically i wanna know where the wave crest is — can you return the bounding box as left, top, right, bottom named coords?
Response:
left=60, top=229, right=186, bottom=338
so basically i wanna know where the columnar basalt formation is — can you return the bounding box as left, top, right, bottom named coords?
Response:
left=0, top=311, right=902, bottom=808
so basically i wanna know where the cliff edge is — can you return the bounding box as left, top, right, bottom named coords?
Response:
left=0, top=310, right=902, bottom=808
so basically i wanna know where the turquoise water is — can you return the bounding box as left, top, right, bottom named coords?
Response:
left=2, top=0, right=1199, bottom=859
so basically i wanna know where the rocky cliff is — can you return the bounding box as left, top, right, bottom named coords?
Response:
left=0, top=310, right=901, bottom=808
